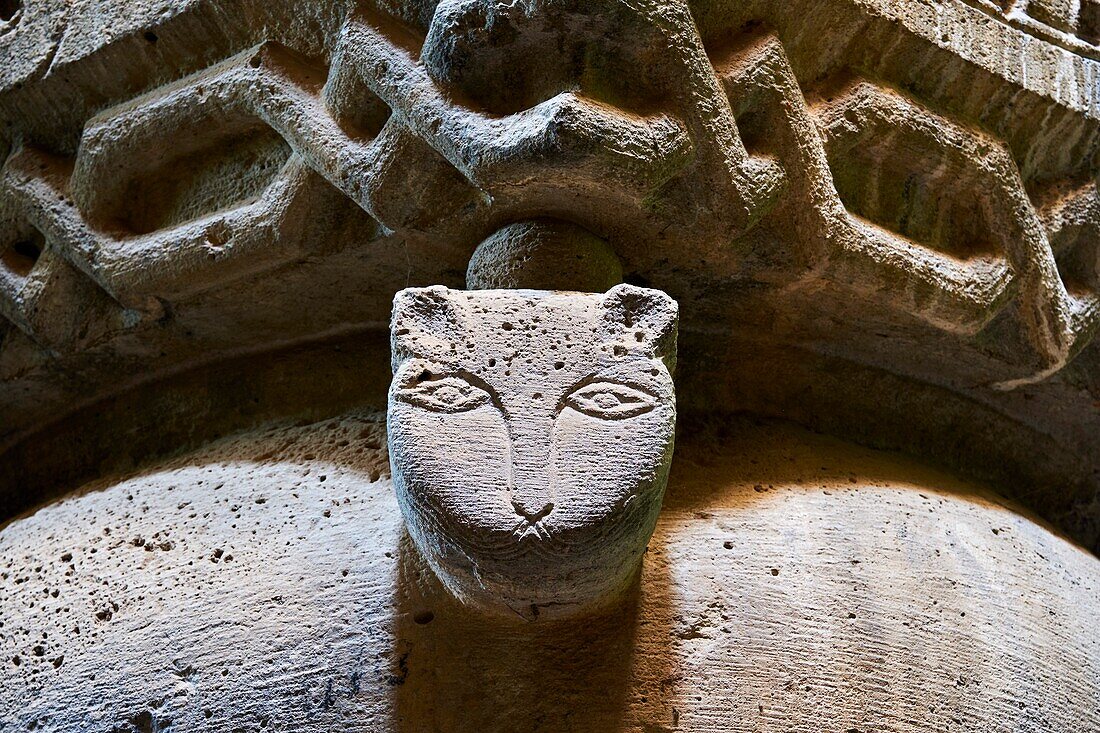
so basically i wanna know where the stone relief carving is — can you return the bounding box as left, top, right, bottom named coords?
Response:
left=0, top=0, right=1099, bottom=558
left=961, top=0, right=1100, bottom=57
left=0, top=0, right=1098, bottom=730
left=388, top=284, right=678, bottom=618
left=1, top=1, right=1097, bottom=383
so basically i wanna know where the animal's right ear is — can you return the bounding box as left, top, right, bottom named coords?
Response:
left=599, top=284, right=679, bottom=371
left=391, top=286, right=463, bottom=372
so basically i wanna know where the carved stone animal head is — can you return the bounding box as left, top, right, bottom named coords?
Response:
left=388, top=284, right=677, bottom=619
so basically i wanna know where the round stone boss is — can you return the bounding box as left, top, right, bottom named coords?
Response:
left=465, top=219, right=624, bottom=292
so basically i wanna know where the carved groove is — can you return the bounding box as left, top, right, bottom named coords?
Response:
left=0, top=5, right=1098, bottom=380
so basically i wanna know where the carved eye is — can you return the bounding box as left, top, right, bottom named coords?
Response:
left=396, top=375, right=491, bottom=413
left=565, top=381, right=657, bottom=420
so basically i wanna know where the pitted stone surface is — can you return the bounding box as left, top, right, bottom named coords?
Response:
left=3, top=0, right=1100, bottom=548
left=465, top=219, right=623, bottom=292
left=1, top=413, right=1097, bottom=732
left=0, top=1, right=1098, bottom=728
left=388, top=285, right=677, bottom=618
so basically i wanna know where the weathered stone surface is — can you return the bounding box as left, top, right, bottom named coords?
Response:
left=1, top=413, right=1096, bottom=731
left=1, top=0, right=1099, bottom=727
left=0, top=0, right=1099, bottom=548
left=466, top=219, right=623, bottom=292
left=389, top=285, right=677, bottom=618
left=0, top=0, right=68, bottom=94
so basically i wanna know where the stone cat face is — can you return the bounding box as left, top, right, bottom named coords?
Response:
left=387, top=284, right=677, bottom=619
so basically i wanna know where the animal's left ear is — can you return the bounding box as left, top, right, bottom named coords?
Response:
left=600, top=284, right=678, bottom=371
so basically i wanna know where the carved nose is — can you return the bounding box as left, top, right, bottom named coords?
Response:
left=512, top=499, right=554, bottom=523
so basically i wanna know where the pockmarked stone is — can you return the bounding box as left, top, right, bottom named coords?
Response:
left=5, top=0, right=1100, bottom=549
left=387, top=284, right=678, bottom=619
left=465, top=218, right=624, bottom=292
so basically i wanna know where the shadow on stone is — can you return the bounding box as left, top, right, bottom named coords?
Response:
left=387, top=530, right=680, bottom=731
